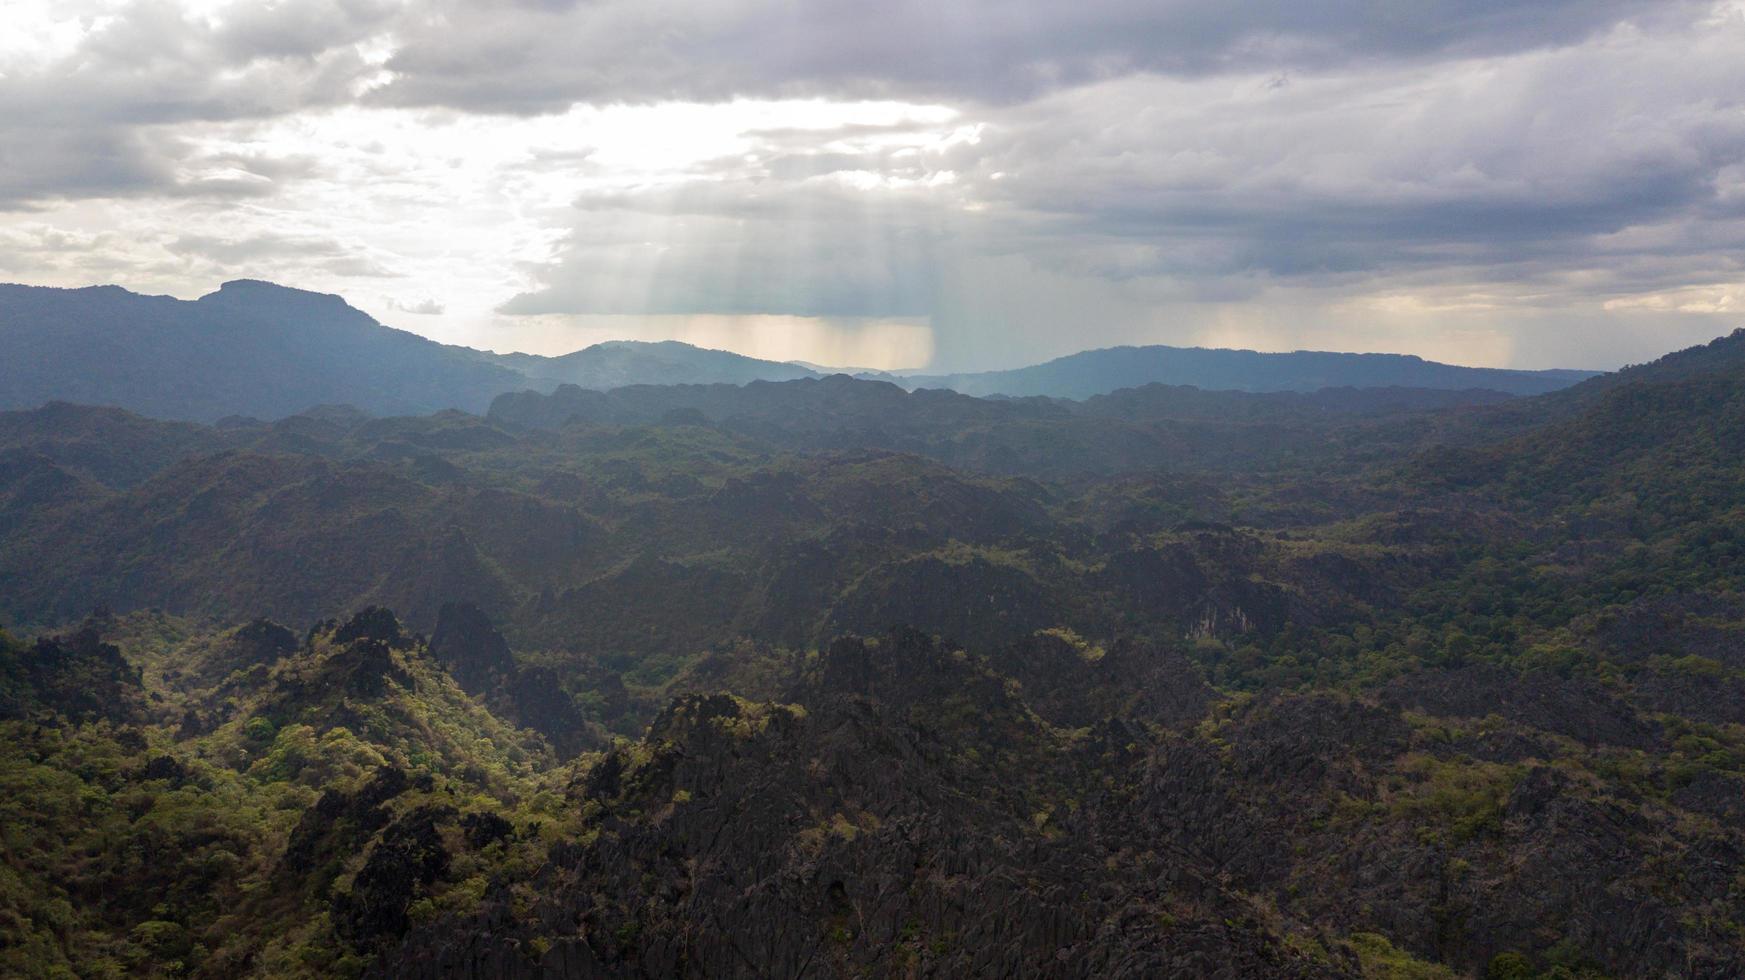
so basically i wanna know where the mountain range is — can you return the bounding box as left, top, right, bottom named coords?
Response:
left=884, top=344, right=1599, bottom=398
left=1, top=280, right=1597, bottom=422
left=3, top=274, right=1744, bottom=978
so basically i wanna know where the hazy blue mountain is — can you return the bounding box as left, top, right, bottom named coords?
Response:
left=487, top=340, right=818, bottom=389
left=892, top=344, right=1599, bottom=398
left=2, top=279, right=1603, bottom=425
left=0, top=280, right=530, bottom=422
left=0, top=281, right=832, bottom=422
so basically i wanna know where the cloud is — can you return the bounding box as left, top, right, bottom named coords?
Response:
left=500, top=179, right=962, bottom=318
left=370, top=0, right=1696, bottom=112
left=972, top=23, right=1745, bottom=287
left=497, top=104, right=980, bottom=318
left=0, top=128, right=177, bottom=209
left=489, top=8, right=1745, bottom=361
left=167, top=231, right=354, bottom=264
left=212, top=0, right=403, bottom=62
left=0, top=0, right=1699, bottom=208
left=166, top=230, right=400, bottom=278
left=0, top=0, right=388, bottom=208
left=388, top=296, right=446, bottom=314
left=0, top=0, right=1741, bottom=373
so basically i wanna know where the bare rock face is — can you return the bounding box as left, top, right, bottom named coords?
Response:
left=339, top=615, right=1745, bottom=980
left=1381, top=664, right=1662, bottom=749
left=281, top=767, right=412, bottom=879
left=430, top=601, right=515, bottom=691
left=1631, top=665, right=1745, bottom=726
left=0, top=625, right=145, bottom=724
left=824, top=554, right=1064, bottom=646
left=1673, top=770, right=1745, bottom=824
left=334, top=804, right=458, bottom=949
left=499, top=665, right=601, bottom=757
left=1091, top=533, right=1322, bottom=639
left=377, top=631, right=1348, bottom=980
left=229, top=618, right=300, bottom=663
left=335, top=606, right=411, bottom=649
left=429, top=600, right=602, bottom=757
left=994, top=631, right=1212, bottom=729
left=1587, top=593, right=1745, bottom=669
left=250, top=612, right=420, bottom=732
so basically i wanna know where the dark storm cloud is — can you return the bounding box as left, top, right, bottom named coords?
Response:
left=18, top=0, right=1645, bottom=125
left=0, top=128, right=175, bottom=209
left=371, top=0, right=1695, bottom=112
left=945, top=28, right=1745, bottom=296
left=0, top=3, right=383, bottom=129
left=0, top=0, right=1715, bottom=210
left=0, top=126, right=319, bottom=211
left=496, top=10, right=1745, bottom=322
left=212, top=0, right=401, bottom=61
left=0, top=0, right=387, bottom=207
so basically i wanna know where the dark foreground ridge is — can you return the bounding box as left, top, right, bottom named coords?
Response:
left=7, top=606, right=1744, bottom=978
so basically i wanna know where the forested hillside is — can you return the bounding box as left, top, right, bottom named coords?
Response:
left=2, top=330, right=1744, bottom=978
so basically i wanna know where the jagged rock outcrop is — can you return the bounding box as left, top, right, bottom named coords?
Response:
left=430, top=601, right=516, bottom=691
left=429, top=601, right=603, bottom=756
left=0, top=623, right=145, bottom=723
left=378, top=631, right=1347, bottom=979
left=1382, top=664, right=1662, bottom=749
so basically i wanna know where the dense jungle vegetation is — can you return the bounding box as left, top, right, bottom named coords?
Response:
left=2, top=329, right=1744, bottom=978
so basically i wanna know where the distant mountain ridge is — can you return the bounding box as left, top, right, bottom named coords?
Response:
left=2, top=279, right=1602, bottom=422
left=487, top=339, right=817, bottom=390
left=0, top=281, right=528, bottom=422
left=888, top=344, right=1599, bottom=398
left=0, top=281, right=826, bottom=422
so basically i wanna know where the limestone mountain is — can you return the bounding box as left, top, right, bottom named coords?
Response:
left=4, top=321, right=1745, bottom=978
left=3, top=280, right=1603, bottom=426
left=892, top=343, right=1597, bottom=399
left=0, top=281, right=529, bottom=421
left=0, top=281, right=825, bottom=423
left=486, top=340, right=818, bottom=390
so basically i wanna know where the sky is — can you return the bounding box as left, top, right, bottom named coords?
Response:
left=1, top=1, right=1743, bottom=372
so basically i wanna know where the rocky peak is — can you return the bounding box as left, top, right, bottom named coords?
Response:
left=197, top=279, right=364, bottom=322
left=334, top=607, right=410, bottom=649
left=428, top=601, right=514, bottom=691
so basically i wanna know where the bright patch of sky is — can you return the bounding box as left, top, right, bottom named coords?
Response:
left=1, top=0, right=1742, bottom=371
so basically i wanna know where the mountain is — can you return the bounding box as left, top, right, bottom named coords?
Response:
left=3, top=280, right=1603, bottom=426
left=6, top=300, right=1745, bottom=978
left=1521, top=325, right=1745, bottom=415
left=0, top=280, right=531, bottom=421
left=893, top=344, right=1598, bottom=399
left=485, top=375, right=1516, bottom=479
left=487, top=375, right=1515, bottom=435
left=0, top=282, right=826, bottom=423
left=488, top=340, right=818, bottom=389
